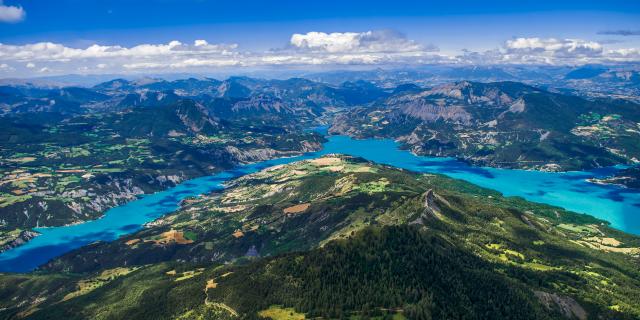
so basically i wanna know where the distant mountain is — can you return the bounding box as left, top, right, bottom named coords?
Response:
left=137, top=78, right=221, bottom=93
left=331, top=81, right=640, bottom=171
left=92, top=78, right=138, bottom=92
left=114, top=90, right=181, bottom=109
left=50, top=87, right=110, bottom=103
left=3, top=75, right=640, bottom=173
left=438, top=65, right=518, bottom=80
left=215, top=78, right=252, bottom=98
left=391, top=83, right=423, bottom=94
left=0, top=85, right=110, bottom=114
left=306, top=65, right=640, bottom=102
left=108, top=99, right=220, bottom=137
left=564, top=65, right=608, bottom=79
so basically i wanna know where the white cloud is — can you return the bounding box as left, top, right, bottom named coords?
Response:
left=290, top=30, right=430, bottom=53
left=274, top=30, right=444, bottom=67
left=0, top=31, right=447, bottom=76
left=122, top=62, right=165, bottom=70
left=0, top=0, right=25, bottom=23
left=606, top=48, right=640, bottom=62
left=194, top=39, right=209, bottom=47
left=0, top=40, right=238, bottom=62
left=458, top=37, right=640, bottom=65
left=502, top=38, right=603, bottom=63
left=169, top=58, right=240, bottom=68
left=0, top=33, right=639, bottom=77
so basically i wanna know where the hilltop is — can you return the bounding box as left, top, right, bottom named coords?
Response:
left=2, top=155, right=639, bottom=319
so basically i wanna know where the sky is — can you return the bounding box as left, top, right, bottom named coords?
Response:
left=1, top=0, right=640, bottom=78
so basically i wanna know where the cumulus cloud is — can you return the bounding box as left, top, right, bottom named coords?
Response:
left=0, top=39, right=241, bottom=73
left=505, top=38, right=602, bottom=55
left=0, top=0, right=25, bottom=23
left=290, top=30, right=432, bottom=53
left=0, top=39, right=246, bottom=75
left=502, top=37, right=603, bottom=63
left=0, top=33, right=639, bottom=77
left=0, top=40, right=238, bottom=62
left=458, top=37, right=640, bottom=65
left=606, top=48, right=640, bottom=62
left=123, top=58, right=240, bottom=69
left=0, top=31, right=450, bottom=76
left=274, top=30, right=446, bottom=67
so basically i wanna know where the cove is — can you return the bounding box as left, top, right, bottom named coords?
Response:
left=1, top=135, right=639, bottom=272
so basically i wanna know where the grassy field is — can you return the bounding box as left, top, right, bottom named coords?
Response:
left=259, top=306, right=305, bottom=320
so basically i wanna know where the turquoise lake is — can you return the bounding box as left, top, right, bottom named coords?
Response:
left=1, top=134, right=639, bottom=272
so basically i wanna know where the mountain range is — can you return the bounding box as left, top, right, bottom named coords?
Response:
left=1, top=72, right=640, bottom=320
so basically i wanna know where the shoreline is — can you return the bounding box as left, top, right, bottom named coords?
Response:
left=2, top=134, right=640, bottom=273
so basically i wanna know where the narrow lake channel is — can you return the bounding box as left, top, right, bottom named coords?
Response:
left=1, top=134, right=639, bottom=272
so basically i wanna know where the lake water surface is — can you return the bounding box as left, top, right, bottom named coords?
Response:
left=1, top=134, right=639, bottom=272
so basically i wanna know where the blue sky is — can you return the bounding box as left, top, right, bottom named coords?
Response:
left=1, top=0, right=640, bottom=77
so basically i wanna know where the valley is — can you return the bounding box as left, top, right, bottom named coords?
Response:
left=0, top=108, right=323, bottom=253
left=1, top=73, right=640, bottom=320
left=3, top=132, right=640, bottom=274
left=2, top=155, right=640, bottom=319
left=4, top=2, right=640, bottom=319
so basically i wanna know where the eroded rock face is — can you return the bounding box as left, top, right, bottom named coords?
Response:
left=423, top=189, right=442, bottom=218
left=232, top=95, right=294, bottom=114
left=66, top=178, right=147, bottom=216
left=224, top=146, right=278, bottom=163
left=300, top=140, right=322, bottom=153
left=398, top=100, right=471, bottom=123
left=225, top=140, right=322, bottom=163
left=0, top=230, right=40, bottom=253
left=173, top=100, right=220, bottom=135
left=534, top=291, right=587, bottom=320
left=410, top=189, right=442, bottom=225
